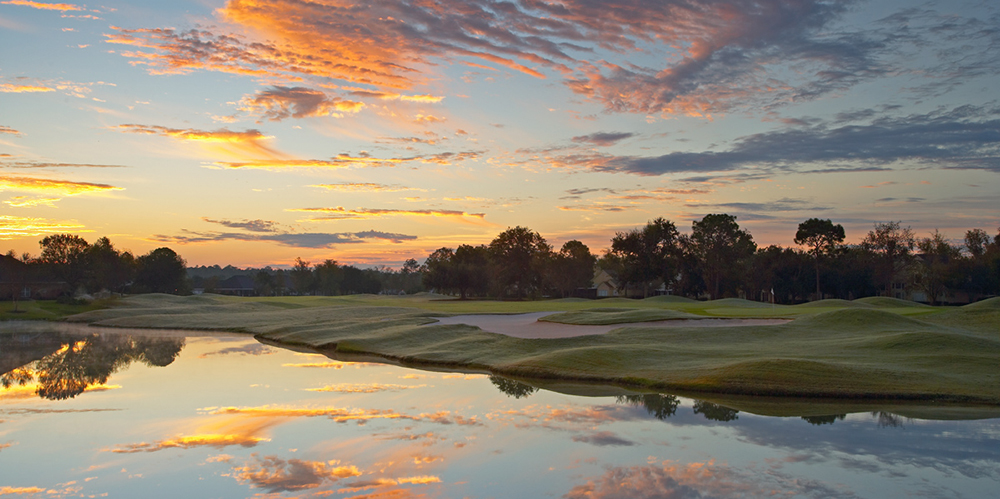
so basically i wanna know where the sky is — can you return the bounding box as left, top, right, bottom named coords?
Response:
left=1, top=0, right=998, bottom=268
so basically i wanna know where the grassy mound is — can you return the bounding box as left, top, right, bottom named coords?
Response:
left=65, top=294, right=1000, bottom=404
left=964, top=296, right=1000, bottom=309
left=539, top=308, right=700, bottom=325
left=642, top=295, right=697, bottom=303
left=793, top=298, right=872, bottom=308
left=706, top=298, right=775, bottom=308
left=855, top=296, right=930, bottom=308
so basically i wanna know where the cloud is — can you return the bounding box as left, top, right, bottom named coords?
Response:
left=542, top=106, right=1000, bottom=176
left=0, top=487, right=46, bottom=495
left=202, top=217, right=281, bottom=233
left=0, top=83, right=55, bottom=93
left=310, top=183, right=425, bottom=193
left=116, top=124, right=282, bottom=158
left=0, top=159, right=127, bottom=168
left=0, top=175, right=123, bottom=197
left=0, top=126, right=21, bottom=135
left=151, top=229, right=417, bottom=248
left=565, top=460, right=858, bottom=499
left=344, top=88, right=444, bottom=103
left=571, top=132, right=636, bottom=147
left=571, top=431, right=636, bottom=447
left=107, top=433, right=270, bottom=453
left=305, top=383, right=425, bottom=394
left=687, top=197, right=832, bottom=213
left=0, top=215, right=85, bottom=239
left=290, top=207, right=485, bottom=221
left=238, top=86, right=365, bottom=121
left=3, top=196, right=60, bottom=208
left=207, top=406, right=412, bottom=424
left=231, top=455, right=360, bottom=493
left=558, top=203, right=629, bottom=213
left=215, top=154, right=411, bottom=170
left=1, top=0, right=81, bottom=11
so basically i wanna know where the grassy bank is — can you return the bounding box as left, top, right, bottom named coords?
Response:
left=65, top=293, right=1000, bottom=406
left=1, top=298, right=113, bottom=321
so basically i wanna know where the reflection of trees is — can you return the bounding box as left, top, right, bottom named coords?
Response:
left=692, top=401, right=740, bottom=422
left=871, top=411, right=909, bottom=428
left=1, top=334, right=184, bottom=400
left=488, top=375, right=538, bottom=399
left=616, top=394, right=680, bottom=420
left=801, top=414, right=846, bottom=426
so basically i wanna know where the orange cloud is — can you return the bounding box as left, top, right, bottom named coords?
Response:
left=207, top=406, right=410, bottom=424
left=0, top=175, right=123, bottom=197
left=1, top=0, right=81, bottom=11
left=0, top=486, right=46, bottom=495
left=106, top=433, right=271, bottom=453
left=116, top=124, right=283, bottom=159
left=0, top=84, right=55, bottom=93
left=232, top=455, right=361, bottom=493
left=289, top=207, right=486, bottom=221
left=305, top=383, right=425, bottom=394
left=309, top=183, right=426, bottom=193
left=216, top=153, right=409, bottom=170
left=343, top=87, right=444, bottom=103
left=0, top=215, right=86, bottom=239
left=0, top=126, right=21, bottom=135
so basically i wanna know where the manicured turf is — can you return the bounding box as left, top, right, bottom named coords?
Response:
left=0, top=298, right=113, bottom=321
left=64, top=294, right=1000, bottom=406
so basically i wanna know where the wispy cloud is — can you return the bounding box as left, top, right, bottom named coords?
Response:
left=290, top=206, right=485, bottom=221
left=0, top=83, right=55, bottom=93
left=0, top=126, right=21, bottom=135
left=152, top=229, right=416, bottom=248
left=0, top=215, right=85, bottom=239
left=116, top=124, right=282, bottom=158
left=202, top=217, right=282, bottom=233
left=231, top=455, right=361, bottom=493
left=0, top=174, right=123, bottom=197
left=570, top=132, right=636, bottom=147
left=1, top=0, right=82, bottom=11
left=309, top=183, right=426, bottom=193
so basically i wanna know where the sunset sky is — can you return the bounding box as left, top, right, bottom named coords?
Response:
left=1, top=0, right=998, bottom=268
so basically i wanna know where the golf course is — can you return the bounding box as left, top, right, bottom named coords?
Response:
left=65, top=293, right=1000, bottom=408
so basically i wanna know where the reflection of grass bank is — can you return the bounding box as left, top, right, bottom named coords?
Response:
left=69, top=294, right=1000, bottom=405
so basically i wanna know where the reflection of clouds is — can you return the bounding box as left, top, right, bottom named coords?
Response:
left=282, top=361, right=381, bottom=369
left=0, top=383, right=121, bottom=401
left=571, top=431, right=635, bottom=447
left=565, top=460, right=858, bottom=499
left=489, top=403, right=646, bottom=429
left=107, top=433, right=270, bottom=453
left=231, top=454, right=360, bottom=493
left=306, top=383, right=426, bottom=394
left=198, top=343, right=274, bottom=358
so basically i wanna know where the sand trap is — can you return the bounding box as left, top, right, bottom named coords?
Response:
left=429, top=312, right=789, bottom=339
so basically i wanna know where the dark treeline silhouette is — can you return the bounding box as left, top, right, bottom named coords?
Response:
left=1, top=234, right=187, bottom=302
left=193, top=257, right=425, bottom=296
left=423, top=216, right=1000, bottom=304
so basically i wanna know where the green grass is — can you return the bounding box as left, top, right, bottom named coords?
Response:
left=1, top=298, right=114, bottom=321
left=63, top=293, right=1000, bottom=407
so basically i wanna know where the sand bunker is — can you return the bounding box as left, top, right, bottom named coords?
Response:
left=429, top=312, right=790, bottom=339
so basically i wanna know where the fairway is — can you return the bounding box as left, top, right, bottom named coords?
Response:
left=68, top=294, right=1000, bottom=406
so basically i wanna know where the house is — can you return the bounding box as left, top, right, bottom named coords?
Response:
left=592, top=268, right=620, bottom=298
left=215, top=275, right=257, bottom=296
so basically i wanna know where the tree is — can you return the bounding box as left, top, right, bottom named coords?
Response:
left=688, top=214, right=756, bottom=299
left=314, top=259, right=342, bottom=296
left=452, top=244, right=490, bottom=299
left=861, top=221, right=915, bottom=297
left=794, top=218, right=845, bottom=299
left=38, top=234, right=90, bottom=293
left=423, top=247, right=455, bottom=294
left=134, top=247, right=188, bottom=294
left=487, top=227, right=551, bottom=299
left=549, top=240, right=597, bottom=297
left=254, top=270, right=275, bottom=296
left=289, top=257, right=314, bottom=295
left=84, top=237, right=134, bottom=294
left=915, top=230, right=961, bottom=305
left=610, top=218, right=681, bottom=297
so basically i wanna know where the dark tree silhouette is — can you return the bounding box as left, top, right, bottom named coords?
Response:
left=801, top=414, right=846, bottom=426
left=616, top=393, right=680, bottom=420
left=39, top=233, right=90, bottom=293
left=487, top=226, right=551, bottom=299
left=692, top=401, right=740, bottom=422
left=423, top=247, right=455, bottom=294
left=794, top=218, right=845, bottom=299
left=549, top=240, right=597, bottom=297
left=290, top=257, right=314, bottom=295
left=452, top=244, right=490, bottom=299
left=134, top=247, right=188, bottom=294
left=915, top=230, right=961, bottom=305
left=610, top=218, right=681, bottom=297
left=688, top=214, right=756, bottom=299
left=861, top=221, right=915, bottom=297
left=488, top=375, right=538, bottom=399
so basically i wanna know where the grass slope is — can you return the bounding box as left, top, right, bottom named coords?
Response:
left=67, top=294, right=1000, bottom=405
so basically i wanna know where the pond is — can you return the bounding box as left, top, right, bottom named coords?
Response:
left=1, top=322, right=998, bottom=498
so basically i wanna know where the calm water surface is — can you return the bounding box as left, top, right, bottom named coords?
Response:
left=1, top=323, right=998, bottom=498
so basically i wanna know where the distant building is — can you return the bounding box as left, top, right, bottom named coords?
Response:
left=215, top=275, right=256, bottom=296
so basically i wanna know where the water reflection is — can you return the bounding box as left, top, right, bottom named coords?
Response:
left=1, top=330, right=183, bottom=400
left=1, top=325, right=999, bottom=498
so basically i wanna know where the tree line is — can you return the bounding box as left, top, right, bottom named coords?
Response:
left=1, top=234, right=187, bottom=303
left=422, top=215, right=1000, bottom=303
left=4, top=215, right=999, bottom=304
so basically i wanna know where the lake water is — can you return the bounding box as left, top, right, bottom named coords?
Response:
left=2, top=323, right=998, bottom=498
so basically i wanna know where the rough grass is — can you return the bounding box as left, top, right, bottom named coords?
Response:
left=65, top=293, right=1000, bottom=406
left=0, top=298, right=113, bottom=321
